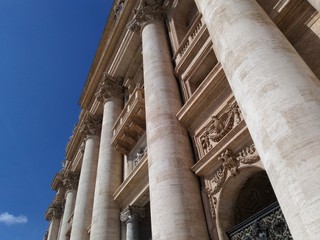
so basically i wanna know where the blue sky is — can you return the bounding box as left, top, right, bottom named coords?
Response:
left=0, top=0, right=113, bottom=239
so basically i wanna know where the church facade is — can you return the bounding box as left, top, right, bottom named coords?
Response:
left=44, top=0, right=320, bottom=239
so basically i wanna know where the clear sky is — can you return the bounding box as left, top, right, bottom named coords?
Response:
left=0, top=0, right=113, bottom=239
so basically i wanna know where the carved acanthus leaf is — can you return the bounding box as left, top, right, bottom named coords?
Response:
left=127, top=0, right=165, bottom=32
left=120, top=205, right=145, bottom=223
left=46, top=202, right=63, bottom=221
left=79, top=114, right=102, bottom=137
left=63, top=172, right=79, bottom=191
left=95, top=73, right=124, bottom=102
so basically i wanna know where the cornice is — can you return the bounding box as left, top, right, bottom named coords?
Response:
left=79, top=0, right=139, bottom=110
left=51, top=172, right=63, bottom=191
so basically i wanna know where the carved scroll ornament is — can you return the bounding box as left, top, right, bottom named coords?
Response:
left=46, top=202, right=63, bottom=221
left=79, top=114, right=102, bottom=137
left=95, top=73, right=124, bottom=102
left=127, top=0, right=165, bottom=32
left=205, top=144, right=260, bottom=218
left=120, top=205, right=145, bottom=223
left=200, top=102, right=242, bottom=154
left=63, top=172, right=79, bottom=191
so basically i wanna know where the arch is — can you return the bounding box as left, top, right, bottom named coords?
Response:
left=215, top=165, right=267, bottom=239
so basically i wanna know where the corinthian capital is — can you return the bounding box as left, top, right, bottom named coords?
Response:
left=120, top=205, right=145, bottom=223
left=63, top=172, right=79, bottom=191
left=45, top=202, right=63, bottom=221
left=95, top=73, right=124, bottom=102
left=127, top=0, right=165, bottom=32
left=79, top=113, right=102, bottom=137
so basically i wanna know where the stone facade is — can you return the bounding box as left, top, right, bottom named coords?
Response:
left=44, top=0, right=320, bottom=239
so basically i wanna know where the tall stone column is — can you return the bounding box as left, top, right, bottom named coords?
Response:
left=90, top=74, right=124, bottom=240
left=46, top=202, right=63, bottom=240
left=128, top=1, right=209, bottom=239
left=58, top=173, right=79, bottom=240
left=120, top=205, right=145, bottom=240
left=70, top=114, right=101, bottom=240
left=195, top=0, right=320, bottom=239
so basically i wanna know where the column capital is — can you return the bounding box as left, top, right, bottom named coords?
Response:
left=95, top=73, right=124, bottom=103
left=45, top=202, right=63, bottom=221
left=120, top=205, right=145, bottom=223
left=63, top=172, right=79, bottom=192
left=79, top=113, right=102, bottom=137
left=127, top=0, right=166, bottom=32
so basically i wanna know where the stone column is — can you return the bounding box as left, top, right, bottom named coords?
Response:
left=58, top=173, right=79, bottom=240
left=195, top=0, right=320, bottom=239
left=128, top=2, right=209, bottom=239
left=308, top=0, right=320, bottom=12
left=46, top=202, right=63, bottom=240
left=90, top=74, right=124, bottom=240
left=120, top=206, right=145, bottom=240
left=70, top=114, right=101, bottom=240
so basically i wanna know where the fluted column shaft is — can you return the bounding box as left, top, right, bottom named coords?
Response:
left=59, top=176, right=78, bottom=240
left=90, top=75, right=123, bottom=240
left=195, top=0, right=320, bottom=239
left=131, top=5, right=209, bottom=239
left=70, top=120, right=100, bottom=240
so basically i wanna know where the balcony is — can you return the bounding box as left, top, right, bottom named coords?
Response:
left=111, top=88, right=146, bottom=154
left=227, top=202, right=292, bottom=240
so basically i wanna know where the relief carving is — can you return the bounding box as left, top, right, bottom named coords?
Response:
left=63, top=172, right=79, bottom=191
left=237, top=144, right=260, bottom=164
left=205, top=144, right=260, bottom=218
left=95, top=73, right=124, bottom=102
left=79, top=114, right=102, bottom=137
left=200, top=102, right=242, bottom=154
left=127, top=0, right=165, bottom=32
left=120, top=205, right=145, bottom=223
left=46, top=202, right=63, bottom=221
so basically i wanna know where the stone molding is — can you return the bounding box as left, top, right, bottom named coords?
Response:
left=205, top=144, right=260, bottom=218
left=120, top=205, right=145, bottom=223
left=200, top=102, right=242, bottom=155
left=79, top=114, right=102, bottom=137
left=46, top=202, right=63, bottom=221
left=63, top=172, right=79, bottom=192
left=95, top=73, right=124, bottom=103
left=127, top=0, right=166, bottom=32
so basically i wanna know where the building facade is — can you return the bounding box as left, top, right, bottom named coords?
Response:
left=44, top=0, right=320, bottom=239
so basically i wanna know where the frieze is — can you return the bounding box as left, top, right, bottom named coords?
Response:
left=95, top=73, right=124, bottom=102
left=199, top=102, right=242, bottom=155
left=205, top=144, right=260, bottom=218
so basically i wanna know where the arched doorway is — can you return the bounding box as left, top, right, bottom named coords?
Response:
left=224, top=170, right=293, bottom=239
